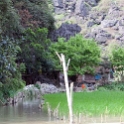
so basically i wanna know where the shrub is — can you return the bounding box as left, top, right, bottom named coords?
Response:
left=110, top=45, right=124, bottom=82
left=99, top=82, right=124, bottom=91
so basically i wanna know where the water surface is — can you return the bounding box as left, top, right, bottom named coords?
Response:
left=0, top=98, right=51, bottom=124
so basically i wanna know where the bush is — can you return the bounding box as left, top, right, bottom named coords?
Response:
left=110, top=45, right=124, bottom=82
left=98, top=82, right=124, bottom=91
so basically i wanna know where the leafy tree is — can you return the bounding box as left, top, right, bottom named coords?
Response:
left=0, top=36, right=25, bottom=102
left=0, top=0, right=22, bottom=37
left=18, top=28, right=53, bottom=79
left=49, top=34, right=101, bottom=76
left=13, top=0, right=55, bottom=31
left=110, top=45, right=124, bottom=82
left=0, top=0, right=25, bottom=103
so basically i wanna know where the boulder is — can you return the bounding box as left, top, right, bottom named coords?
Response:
left=118, top=19, right=124, bottom=26
left=119, top=26, right=124, bottom=34
left=106, top=4, right=122, bottom=20
left=23, top=84, right=41, bottom=98
left=95, top=29, right=113, bottom=44
left=85, top=0, right=97, bottom=7
left=101, top=20, right=118, bottom=28
left=52, top=0, right=63, bottom=8
left=87, top=21, right=95, bottom=27
left=50, top=23, right=81, bottom=41
left=52, top=0, right=99, bottom=16
left=85, top=28, right=113, bottom=44
left=39, top=83, right=59, bottom=94
left=75, top=0, right=97, bottom=17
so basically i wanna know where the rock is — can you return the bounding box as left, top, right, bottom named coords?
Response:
left=119, top=35, right=124, bottom=41
left=119, top=26, right=124, bottom=34
left=50, top=23, right=81, bottom=41
left=94, top=19, right=101, bottom=25
left=101, top=20, right=118, bottom=28
left=85, top=0, right=97, bottom=7
left=75, top=0, right=97, bottom=17
left=53, top=0, right=63, bottom=8
left=95, top=34, right=108, bottom=44
left=24, top=84, right=41, bottom=97
left=118, top=19, right=124, bottom=26
left=87, top=21, right=95, bottom=27
left=80, top=1, right=90, bottom=17
left=52, top=0, right=99, bottom=17
left=116, top=34, right=124, bottom=43
left=85, top=32, right=96, bottom=39
left=106, top=4, right=122, bottom=20
left=113, top=25, right=119, bottom=30
left=95, top=29, right=113, bottom=44
left=39, top=83, right=59, bottom=94
left=85, top=28, right=113, bottom=44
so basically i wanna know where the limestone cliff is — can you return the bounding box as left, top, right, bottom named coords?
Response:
left=50, top=0, right=124, bottom=54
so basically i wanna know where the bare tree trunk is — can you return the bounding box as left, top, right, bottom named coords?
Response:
left=56, top=52, right=73, bottom=124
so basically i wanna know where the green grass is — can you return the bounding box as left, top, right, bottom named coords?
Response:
left=44, top=91, right=124, bottom=116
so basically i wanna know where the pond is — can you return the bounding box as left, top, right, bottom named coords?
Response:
left=0, top=98, right=56, bottom=124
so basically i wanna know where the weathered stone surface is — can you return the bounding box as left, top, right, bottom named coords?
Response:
left=53, top=0, right=63, bottom=8
left=50, top=23, right=81, bottom=41
left=85, top=0, right=97, bottom=7
left=106, top=4, right=123, bottom=20
left=75, top=0, right=97, bottom=17
left=118, top=20, right=124, bottom=26
left=101, top=20, right=118, bottom=28
left=52, top=0, right=98, bottom=16
left=119, top=26, right=124, bottom=34
left=52, top=0, right=124, bottom=46
left=85, top=28, right=113, bottom=44
left=87, top=21, right=95, bottom=27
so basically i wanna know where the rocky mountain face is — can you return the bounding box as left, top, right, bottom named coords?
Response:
left=52, top=0, right=99, bottom=17
left=50, top=23, right=81, bottom=41
left=51, top=0, right=124, bottom=49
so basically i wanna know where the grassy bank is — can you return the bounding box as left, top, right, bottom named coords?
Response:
left=44, top=91, right=124, bottom=116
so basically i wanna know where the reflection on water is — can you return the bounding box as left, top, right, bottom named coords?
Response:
left=0, top=98, right=51, bottom=124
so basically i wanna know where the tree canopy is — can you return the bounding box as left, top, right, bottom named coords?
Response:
left=49, top=34, right=101, bottom=76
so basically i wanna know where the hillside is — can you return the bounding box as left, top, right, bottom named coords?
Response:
left=51, top=0, right=124, bottom=56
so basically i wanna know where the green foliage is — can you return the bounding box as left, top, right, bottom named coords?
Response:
left=0, top=0, right=55, bottom=103
left=49, top=34, right=101, bottom=75
left=0, top=37, right=25, bottom=101
left=0, top=0, right=22, bottom=37
left=18, top=28, right=53, bottom=75
left=13, top=0, right=55, bottom=30
left=110, top=45, right=124, bottom=82
left=34, top=83, right=40, bottom=90
left=0, top=1, right=26, bottom=102
left=99, top=82, right=124, bottom=91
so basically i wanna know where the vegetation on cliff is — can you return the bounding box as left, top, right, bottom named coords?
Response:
left=0, top=0, right=54, bottom=103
